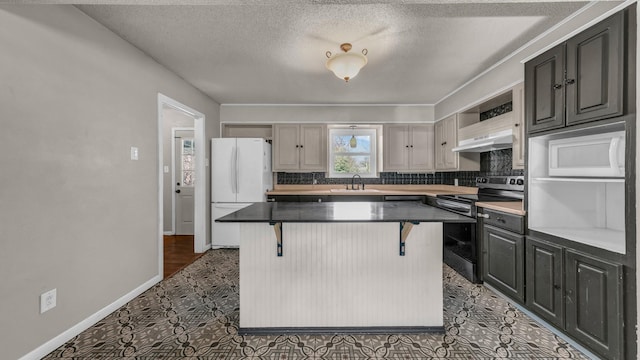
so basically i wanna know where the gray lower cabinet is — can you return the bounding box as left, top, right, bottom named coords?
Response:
left=526, top=238, right=564, bottom=328
left=565, top=250, right=623, bottom=360
left=482, top=224, right=525, bottom=303
left=525, top=237, right=624, bottom=360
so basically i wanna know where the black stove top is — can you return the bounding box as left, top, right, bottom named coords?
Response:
left=430, top=176, right=524, bottom=217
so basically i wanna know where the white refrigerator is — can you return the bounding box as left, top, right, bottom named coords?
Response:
left=211, top=138, right=272, bottom=248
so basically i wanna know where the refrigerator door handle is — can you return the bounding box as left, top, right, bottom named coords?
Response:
left=236, top=145, right=240, bottom=195
left=231, top=146, right=237, bottom=194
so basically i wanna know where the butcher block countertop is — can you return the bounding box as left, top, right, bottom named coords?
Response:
left=267, top=184, right=478, bottom=197
left=475, top=201, right=525, bottom=216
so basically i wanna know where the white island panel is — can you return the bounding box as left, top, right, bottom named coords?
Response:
left=239, top=222, right=443, bottom=330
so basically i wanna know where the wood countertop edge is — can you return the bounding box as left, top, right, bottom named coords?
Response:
left=475, top=201, right=525, bottom=216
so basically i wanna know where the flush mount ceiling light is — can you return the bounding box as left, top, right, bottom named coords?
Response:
left=325, top=43, right=368, bottom=82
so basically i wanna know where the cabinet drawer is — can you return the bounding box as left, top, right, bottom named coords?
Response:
left=479, top=208, right=524, bottom=234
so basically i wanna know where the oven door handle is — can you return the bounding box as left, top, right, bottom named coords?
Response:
left=477, top=212, right=490, bottom=219
left=436, top=199, right=471, bottom=212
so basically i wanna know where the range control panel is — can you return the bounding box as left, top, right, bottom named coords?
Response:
left=476, top=176, right=525, bottom=191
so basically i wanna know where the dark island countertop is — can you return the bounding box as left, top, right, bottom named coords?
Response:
left=216, top=201, right=475, bottom=223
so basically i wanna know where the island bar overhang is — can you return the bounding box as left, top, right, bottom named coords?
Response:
left=216, top=201, right=476, bottom=334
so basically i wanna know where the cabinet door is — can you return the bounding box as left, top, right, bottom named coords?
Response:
left=299, top=124, right=327, bottom=171
left=434, top=120, right=446, bottom=170
left=409, top=124, right=434, bottom=171
left=442, top=116, right=458, bottom=169
left=272, top=124, right=300, bottom=171
left=565, top=250, right=623, bottom=360
left=526, top=238, right=564, bottom=328
left=566, top=12, right=624, bottom=126
left=512, top=83, right=525, bottom=169
left=435, top=115, right=457, bottom=171
left=482, top=225, right=525, bottom=303
left=525, top=45, right=565, bottom=133
left=383, top=124, right=409, bottom=171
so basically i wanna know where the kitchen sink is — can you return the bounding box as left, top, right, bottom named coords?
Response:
left=329, top=188, right=381, bottom=193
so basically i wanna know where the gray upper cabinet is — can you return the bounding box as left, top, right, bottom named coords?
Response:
left=525, top=45, right=565, bottom=133
left=526, top=11, right=625, bottom=134
left=566, top=12, right=624, bottom=126
left=383, top=124, right=434, bottom=172
left=565, top=249, right=623, bottom=360
left=272, top=124, right=326, bottom=172
left=435, top=115, right=458, bottom=170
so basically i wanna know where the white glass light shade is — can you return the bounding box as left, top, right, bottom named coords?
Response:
left=326, top=52, right=368, bottom=82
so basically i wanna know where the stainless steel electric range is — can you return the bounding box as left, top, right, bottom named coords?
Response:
left=426, top=176, right=524, bottom=283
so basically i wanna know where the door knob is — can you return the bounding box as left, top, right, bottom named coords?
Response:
left=175, top=189, right=181, bottom=194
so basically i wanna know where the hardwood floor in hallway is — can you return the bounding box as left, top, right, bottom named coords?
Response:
left=163, top=235, right=203, bottom=278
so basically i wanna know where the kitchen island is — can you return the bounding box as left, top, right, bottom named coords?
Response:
left=217, top=201, right=474, bottom=334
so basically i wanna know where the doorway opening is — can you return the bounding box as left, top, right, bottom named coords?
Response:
left=158, top=94, right=207, bottom=279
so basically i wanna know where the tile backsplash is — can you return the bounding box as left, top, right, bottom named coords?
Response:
left=276, top=148, right=524, bottom=187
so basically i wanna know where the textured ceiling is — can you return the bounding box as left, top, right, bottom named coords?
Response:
left=77, top=2, right=592, bottom=104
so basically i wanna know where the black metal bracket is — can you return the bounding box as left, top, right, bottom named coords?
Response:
left=399, top=221, right=420, bottom=256
left=270, top=222, right=283, bottom=257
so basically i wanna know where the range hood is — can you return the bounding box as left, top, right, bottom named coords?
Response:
left=452, top=128, right=513, bottom=153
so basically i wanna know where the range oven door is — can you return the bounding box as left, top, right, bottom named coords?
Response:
left=442, top=221, right=479, bottom=284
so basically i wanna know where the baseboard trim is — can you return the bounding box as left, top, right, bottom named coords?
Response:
left=239, top=326, right=445, bottom=335
left=18, top=275, right=163, bottom=360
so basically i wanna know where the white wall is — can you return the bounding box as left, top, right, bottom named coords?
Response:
left=220, top=104, right=434, bottom=125
left=0, top=5, right=219, bottom=359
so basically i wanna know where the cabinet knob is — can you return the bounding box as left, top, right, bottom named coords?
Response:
left=565, top=78, right=576, bottom=85
left=300, top=145, right=304, bottom=148
left=553, top=84, right=562, bottom=90
left=514, top=123, right=520, bottom=127
left=441, top=142, right=447, bottom=146
left=410, top=145, right=414, bottom=148
left=406, top=145, right=410, bottom=148
left=553, top=285, right=561, bottom=290
left=295, top=145, right=299, bottom=148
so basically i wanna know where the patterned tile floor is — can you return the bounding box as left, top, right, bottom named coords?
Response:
left=44, top=249, right=588, bottom=359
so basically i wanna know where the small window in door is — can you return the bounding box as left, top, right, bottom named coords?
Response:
left=182, top=139, right=195, bottom=186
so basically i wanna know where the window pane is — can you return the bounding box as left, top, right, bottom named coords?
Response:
left=182, top=154, right=194, bottom=171
left=333, top=155, right=370, bottom=174
left=332, top=135, right=371, bottom=153
left=182, top=139, right=195, bottom=155
left=183, top=171, right=194, bottom=186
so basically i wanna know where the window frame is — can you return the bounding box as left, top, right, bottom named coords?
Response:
left=328, top=128, right=378, bottom=178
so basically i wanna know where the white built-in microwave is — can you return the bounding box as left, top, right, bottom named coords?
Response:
left=548, top=130, right=625, bottom=177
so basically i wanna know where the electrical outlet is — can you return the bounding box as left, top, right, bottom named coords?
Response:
left=40, top=289, right=57, bottom=314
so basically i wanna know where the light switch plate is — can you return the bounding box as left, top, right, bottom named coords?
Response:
left=164, top=165, right=170, bottom=173
left=130, top=146, right=139, bottom=161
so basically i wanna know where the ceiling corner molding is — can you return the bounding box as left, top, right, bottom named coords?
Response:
left=434, top=1, right=604, bottom=108
left=220, top=103, right=435, bottom=107
left=519, top=0, right=637, bottom=64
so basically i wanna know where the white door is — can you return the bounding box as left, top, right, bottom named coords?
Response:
left=212, top=203, right=252, bottom=247
left=175, top=130, right=195, bottom=235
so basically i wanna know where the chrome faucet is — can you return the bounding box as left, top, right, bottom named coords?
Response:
left=351, top=174, right=364, bottom=190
